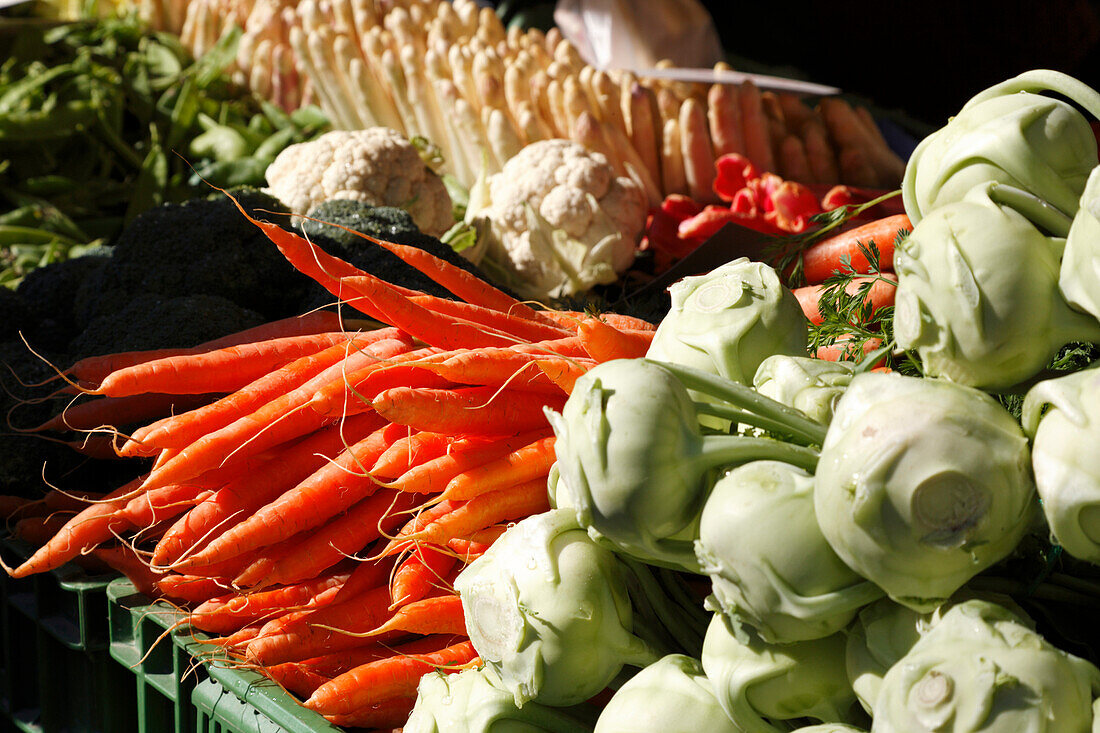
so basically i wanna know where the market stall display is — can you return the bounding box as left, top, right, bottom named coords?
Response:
left=5, top=2, right=1100, bottom=732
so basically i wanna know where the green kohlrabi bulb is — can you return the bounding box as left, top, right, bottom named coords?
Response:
left=701, top=612, right=860, bottom=733
left=814, top=372, right=1037, bottom=612
left=453, top=509, right=660, bottom=708
left=1022, top=363, right=1100, bottom=564
left=892, top=182, right=1100, bottom=390
left=902, top=69, right=1100, bottom=225
left=752, top=355, right=856, bottom=426
left=845, top=593, right=1034, bottom=716
left=1060, top=164, right=1100, bottom=323
left=870, top=599, right=1100, bottom=732
left=547, top=358, right=820, bottom=572
left=404, top=666, right=599, bottom=733
left=645, top=257, right=808, bottom=386
left=593, top=654, right=743, bottom=733
left=695, top=460, right=882, bottom=644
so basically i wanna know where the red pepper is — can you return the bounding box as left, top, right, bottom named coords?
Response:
left=678, top=205, right=738, bottom=240
left=714, top=154, right=761, bottom=202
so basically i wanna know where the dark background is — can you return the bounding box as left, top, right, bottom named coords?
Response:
left=706, top=0, right=1100, bottom=129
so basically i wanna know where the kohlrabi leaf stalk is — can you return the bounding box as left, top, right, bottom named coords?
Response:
left=546, top=358, right=823, bottom=573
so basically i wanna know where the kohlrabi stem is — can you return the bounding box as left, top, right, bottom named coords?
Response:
left=620, top=558, right=707, bottom=659
left=653, top=360, right=830, bottom=446
left=962, top=69, right=1100, bottom=120
left=988, top=183, right=1074, bottom=237
left=697, top=435, right=820, bottom=473
left=693, top=401, right=820, bottom=446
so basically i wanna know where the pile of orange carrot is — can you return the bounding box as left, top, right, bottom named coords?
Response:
left=1, top=194, right=657, bottom=730
left=787, top=213, right=910, bottom=361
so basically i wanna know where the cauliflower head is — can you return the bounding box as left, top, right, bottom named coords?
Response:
left=470, top=139, right=647, bottom=301
left=264, top=128, right=453, bottom=237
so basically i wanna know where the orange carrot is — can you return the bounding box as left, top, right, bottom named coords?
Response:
left=155, top=574, right=231, bottom=605
left=150, top=412, right=388, bottom=568
left=173, top=422, right=406, bottom=571
left=299, top=635, right=464, bottom=679
left=793, top=274, right=898, bottom=325
left=799, top=213, right=910, bottom=284
left=815, top=336, right=885, bottom=364
left=384, top=479, right=550, bottom=555
left=441, top=436, right=556, bottom=500
left=447, top=525, right=508, bottom=562
left=370, top=431, right=454, bottom=481
left=26, top=392, right=221, bottom=434
left=323, top=698, right=418, bottom=729
left=340, top=274, right=522, bottom=350
left=12, top=514, right=69, bottom=547
left=120, top=330, right=410, bottom=456
left=92, top=332, right=363, bottom=398
left=578, top=317, right=655, bottom=362
left=93, top=544, right=165, bottom=598
left=407, top=294, right=570, bottom=342
left=373, top=386, right=565, bottom=435
left=305, top=346, right=447, bottom=418
left=371, top=594, right=466, bottom=637
left=137, top=339, right=411, bottom=493
left=390, top=546, right=457, bottom=607
left=8, top=474, right=146, bottom=578
left=232, top=490, right=419, bottom=590
left=304, top=640, right=477, bottom=716
left=303, top=214, right=561, bottom=329
left=188, top=569, right=351, bottom=634
left=539, top=310, right=657, bottom=331
left=62, top=311, right=345, bottom=387
left=245, top=585, right=397, bottom=665
left=330, top=551, right=397, bottom=605
left=264, top=662, right=332, bottom=699
left=386, top=429, right=552, bottom=495
left=416, top=350, right=595, bottom=394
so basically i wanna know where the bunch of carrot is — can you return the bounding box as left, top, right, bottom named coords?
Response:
left=1, top=194, right=656, bottom=729
left=786, top=213, right=910, bottom=361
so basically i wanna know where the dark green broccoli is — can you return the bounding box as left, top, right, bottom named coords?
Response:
left=69, top=293, right=265, bottom=361
left=16, top=245, right=113, bottom=350
left=75, top=187, right=310, bottom=327
left=299, top=200, right=505, bottom=304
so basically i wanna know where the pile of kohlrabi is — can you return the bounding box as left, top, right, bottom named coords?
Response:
left=404, top=71, right=1100, bottom=733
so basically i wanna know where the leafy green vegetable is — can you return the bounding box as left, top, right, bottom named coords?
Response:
left=404, top=666, right=599, bottom=733
left=892, top=182, right=1100, bottom=390
left=814, top=371, right=1038, bottom=612
left=701, top=612, right=859, bottom=732
left=0, top=13, right=328, bottom=287
left=872, top=599, right=1100, bottom=732
left=695, top=460, right=883, bottom=644
left=593, top=654, right=742, bottom=733
left=1022, top=363, right=1100, bottom=564
left=646, top=258, right=807, bottom=388
left=546, top=358, right=820, bottom=573
left=453, top=509, right=662, bottom=708
left=902, top=69, right=1100, bottom=226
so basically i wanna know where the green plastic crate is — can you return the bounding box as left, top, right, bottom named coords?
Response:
left=107, top=578, right=346, bottom=733
left=0, top=539, right=137, bottom=733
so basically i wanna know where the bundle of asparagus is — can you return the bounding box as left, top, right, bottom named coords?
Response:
left=142, top=0, right=907, bottom=201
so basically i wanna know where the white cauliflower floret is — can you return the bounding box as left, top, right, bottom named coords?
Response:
left=472, top=139, right=647, bottom=301
left=264, top=127, right=452, bottom=237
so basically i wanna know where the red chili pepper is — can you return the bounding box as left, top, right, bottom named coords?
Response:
left=714, top=154, right=761, bottom=202
left=678, top=205, right=738, bottom=240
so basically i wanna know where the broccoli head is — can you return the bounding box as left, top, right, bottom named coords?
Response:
left=69, top=293, right=265, bottom=361
left=299, top=200, right=504, bottom=303
left=17, top=245, right=113, bottom=350
left=76, top=187, right=310, bottom=325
